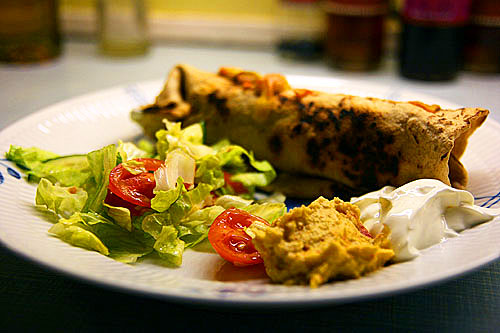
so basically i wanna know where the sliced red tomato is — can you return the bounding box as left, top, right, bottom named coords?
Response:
left=104, top=191, right=150, bottom=216
left=223, top=171, right=248, bottom=194
left=108, top=158, right=164, bottom=208
left=208, top=207, right=269, bottom=266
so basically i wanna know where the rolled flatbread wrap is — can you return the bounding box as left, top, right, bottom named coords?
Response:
left=132, top=64, right=489, bottom=198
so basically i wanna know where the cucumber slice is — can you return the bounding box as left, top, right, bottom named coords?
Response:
left=43, top=154, right=89, bottom=169
left=29, top=154, right=92, bottom=187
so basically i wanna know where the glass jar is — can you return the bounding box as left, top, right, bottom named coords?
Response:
left=275, top=0, right=325, bottom=60
left=324, top=0, right=388, bottom=71
left=97, top=0, right=150, bottom=57
left=0, top=0, right=61, bottom=63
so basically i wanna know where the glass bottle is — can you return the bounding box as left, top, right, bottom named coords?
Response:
left=275, top=0, right=325, bottom=60
left=97, top=0, right=150, bottom=57
left=323, top=0, right=388, bottom=71
left=0, top=0, right=61, bottom=63
left=398, top=0, right=472, bottom=81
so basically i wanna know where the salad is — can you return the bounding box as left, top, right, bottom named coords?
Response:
left=6, top=120, right=286, bottom=267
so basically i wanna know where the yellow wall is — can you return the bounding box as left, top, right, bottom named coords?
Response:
left=149, top=0, right=276, bottom=18
left=61, top=0, right=278, bottom=20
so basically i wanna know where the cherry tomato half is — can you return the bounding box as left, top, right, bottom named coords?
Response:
left=104, top=190, right=150, bottom=216
left=208, top=207, right=269, bottom=266
left=108, top=158, right=164, bottom=208
left=223, top=171, right=248, bottom=194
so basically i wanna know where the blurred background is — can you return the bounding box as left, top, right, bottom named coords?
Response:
left=1, top=0, right=499, bottom=78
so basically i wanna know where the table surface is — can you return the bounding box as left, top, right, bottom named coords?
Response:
left=1, top=41, right=499, bottom=331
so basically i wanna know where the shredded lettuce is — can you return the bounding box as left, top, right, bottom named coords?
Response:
left=156, top=120, right=213, bottom=160
left=8, top=119, right=284, bottom=267
left=140, top=205, right=226, bottom=266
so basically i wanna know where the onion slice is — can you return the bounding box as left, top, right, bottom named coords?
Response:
left=154, top=149, right=195, bottom=191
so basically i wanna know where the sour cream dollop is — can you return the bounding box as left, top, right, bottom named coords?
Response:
left=351, top=179, right=500, bottom=262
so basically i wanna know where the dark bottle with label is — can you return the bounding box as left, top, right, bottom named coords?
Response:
left=399, top=0, right=472, bottom=81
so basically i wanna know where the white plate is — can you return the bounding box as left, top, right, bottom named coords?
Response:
left=1, top=76, right=499, bottom=308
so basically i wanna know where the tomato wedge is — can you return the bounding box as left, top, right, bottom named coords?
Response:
left=208, top=207, right=269, bottom=266
left=223, top=171, right=248, bottom=194
left=108, top=158, right=164, bottom=208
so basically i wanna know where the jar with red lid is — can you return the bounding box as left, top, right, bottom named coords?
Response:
left=398, top=0, right=472, bottom=81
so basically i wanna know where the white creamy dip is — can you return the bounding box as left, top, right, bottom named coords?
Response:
left=351, top=179, right=500, bottom=262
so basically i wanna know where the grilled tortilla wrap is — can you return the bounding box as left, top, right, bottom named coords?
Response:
left=132, top=64, right=489, bottom=199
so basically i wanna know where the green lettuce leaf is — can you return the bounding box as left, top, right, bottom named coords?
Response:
left=140, top=201, right=224, bottom=266
left=136, top=139, right=156, bottom=155
left=150, top=178, right=185, bottom=213
left=5, top=145, right=91, bottom=186
left=50, top=212, right=154, bottom=263
left=141, top=212, right=168, bottom=239
left=214, top=195, right=253, bottom=209
left=49, top=222, right=110, bottom=256
left=121, top=159, right=148, bottom=175
left=143, top=205, right=224, bottom=266
left=177, top=205, right=225, bottom=247
left=35, top=178, right=88, bottom=219
left=243, top=202, right=286, bottom=224
left=5, top=145, right=59, bottom=170
left=154, top=225, right=185, bottom=266
left=255, top=192, right=286, bottom=204
left=117, top=140, right=153, bottom=161
left=156, top=120, right=213, bottom=160
left=168, top=182, right=213, bottom=222
left=14, top=120, right=285, bottom=268
left=179, top=121, right=204, bottom=144
left=83, top=144, right=117, bottom=213
left=104, top=203, right=132, bottom=232
left=194, top=155, right=225, bottom=189
left=26, top=155, right=91, bottom=187
left=218, top=145, right=276, bottom=187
